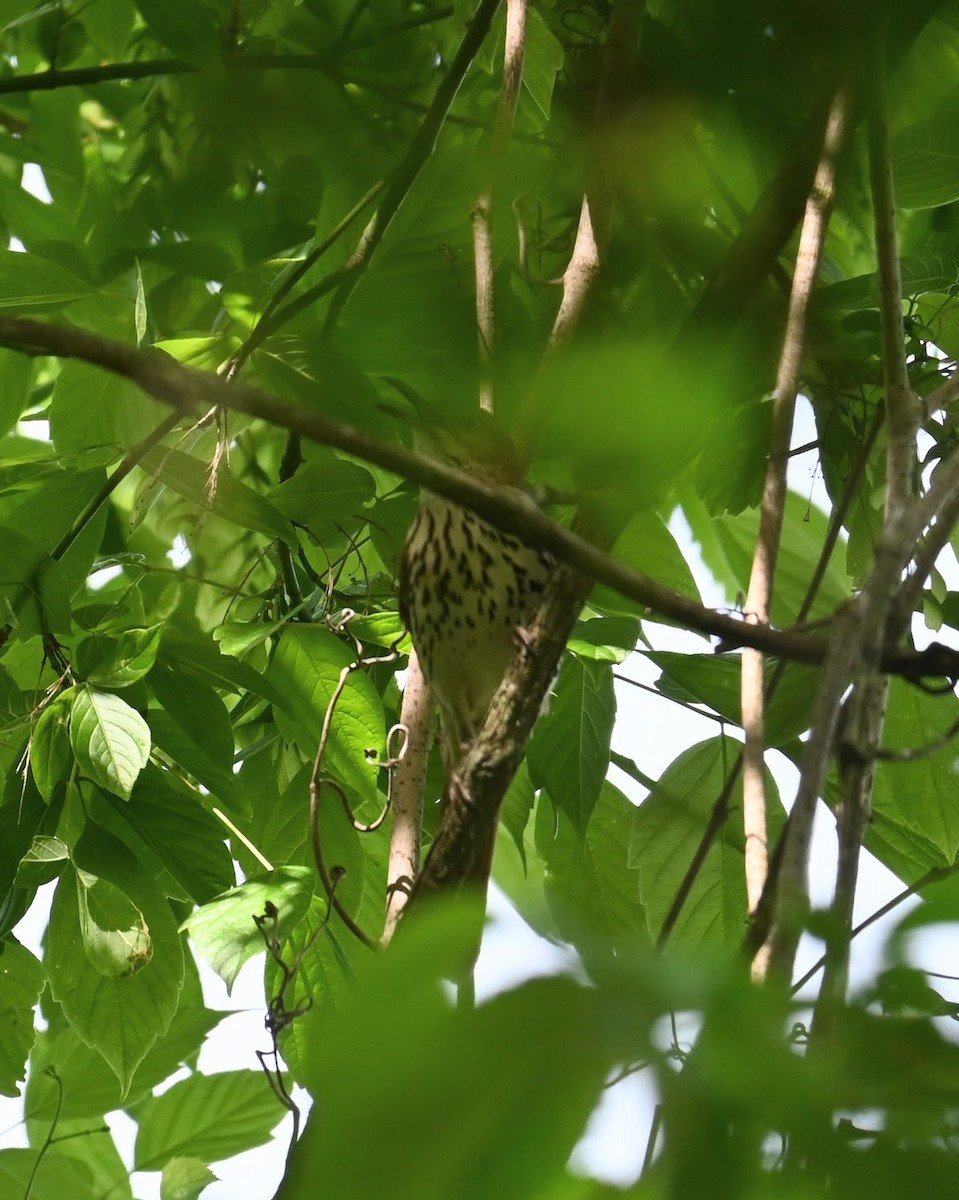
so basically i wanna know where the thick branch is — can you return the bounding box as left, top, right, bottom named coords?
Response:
left=411, top=564, right=591, bottom=895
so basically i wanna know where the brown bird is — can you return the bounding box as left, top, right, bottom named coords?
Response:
left=397, top=402, right=553, bottom=891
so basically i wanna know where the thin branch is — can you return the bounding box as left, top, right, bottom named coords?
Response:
left=791, top=865, right=958, bottom=995
left=755, top=32, right=922, bottom=990
left=809, top=33, right=919, bottom=1020
left=742, top=85, right=849, bottom=949
left=472, top=0, right=531, bottom=412
left=4, top=314, right=959, bottom=683
left=0, top=53, right=344, bottom=97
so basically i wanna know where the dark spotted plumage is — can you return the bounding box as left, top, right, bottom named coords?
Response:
left=399, top=453, right=553, bottom=759
left=400, top=493, right=552, bottom=753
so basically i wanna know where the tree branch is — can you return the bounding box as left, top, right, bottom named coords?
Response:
left=742, top=85, right=850, bottom=954
left=2, top=315, right=959, bottom=683
left=382, top=653, right=433, bottom=942
left=472, top=0, right=531, bottom=413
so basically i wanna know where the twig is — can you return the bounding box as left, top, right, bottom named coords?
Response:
left=472, top=0, right=531, bottom=412
left=23, top=1068, right=62, bottom=1200
left=742, top=85, right=849, bottom=951
left=791, top=865, right=958, bottom=994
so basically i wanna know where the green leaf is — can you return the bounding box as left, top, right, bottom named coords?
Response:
left=528, top=657, right=615, bottom=830
left=269, top=449, right=375, bottom=535
left=268, top=625, right=386, bottom=811
left=109, top=766, right=235, bottom=905
left=709, top=492, right=851, bottom=625
left=15, top=835, right=70, bottom=888
left=70, top=685, right=151, bottom=801
left=30, top=694, right=74, bottom=801
left=27, top=958, right=222, bottom=1123
left=138, top=445, right=296, bottom=544
left=0, top=525, right=73, bottom=638
left=287, top=908, right=629, bottom=1200
left=181, top=867, right=314, bottom=992
left=76, top=625, right=163, bottom=687
left=629, top=737, right=783, bottom=951
left=161, top=1157, right=218, bottom=1200
left=133, top=0, right=223, bottom=63
left=50, top=360, right=169, bottom=462
left=149, top=661, right=235, bottom=768
left=0, top=1149, right=93, bottom=1199
left=44, top=829, right=183, bottom=1096
left=135, top=1072, right=285, bottom=1170
left=893, top=125, right=959, bottom=209
left=591, top=510, right=702, bottom=617
left=523, top=7, right=564, bottom=119
left=158, top=639, right=288, bottom=711
left=535, top=782, right=645, bottom=971
left=871, top=679, right=959, bottom=870
left=0, top=938, right=44, bottom=1097
left=0, top=249, right=90, bottom=311
left=76, top=868, right=153, bottom=977
left=649, top=651, right=819, bottom=745
left=567, top=615, right=640, bottom=663
left=500, top=758, right=535, bottom=865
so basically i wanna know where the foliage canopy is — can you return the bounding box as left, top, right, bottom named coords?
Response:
left=4, top=1, right=959, bottom=1197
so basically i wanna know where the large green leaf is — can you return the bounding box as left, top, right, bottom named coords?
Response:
left=181, top=866, right=314, bottom=992
left=534, top=782, right=646, bottom=971
left=283, top=908, right=633, bottom=1200
left=0, top=938, right=43, bottom=1098
left=629, top=737, right=784, bottom=952
left=871, top=679, right=959, bottom=871
left=649, top=651, right=819, bottom=745
left=44, top=828, right=183, bottom=1096
left=138, top=445, right=296, bottom=544
left=70, top=685, right=151, bottom=801
left=268, top=625, right=386, bottom=811
left=134, top=1070, right=286, bottom=1170
left=707, top=492, right=852, bottom=625
left=528, top=656, right=616, bottom=831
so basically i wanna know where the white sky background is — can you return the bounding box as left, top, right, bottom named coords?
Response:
left=3, top=163, right=957, bottom=1196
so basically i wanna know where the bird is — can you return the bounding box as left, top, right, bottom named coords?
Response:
left=396, top=399, right=553, bottom=892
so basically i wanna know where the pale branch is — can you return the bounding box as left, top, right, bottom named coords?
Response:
left=544, top=0, right=647, bottom=356
left=808, top=32, right=919, bottom=1023
left=741, top=86, right=850, bottom=936
left=520, top=0, right=644, bottom=450
left=749, top=599, right=866, bottom=981
left=3, top=313, right=959, bottom=684
left=868, top=45, right=920, bottom=531
left=754, top=33, right=925, bottom=988
left=472, top=0, right=531, bottom=413
left=383, top=653, right=433, bottom=943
